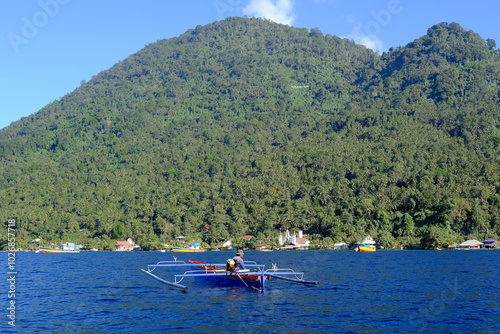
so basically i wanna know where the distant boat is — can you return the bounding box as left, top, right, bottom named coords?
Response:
left=355, top=236, right=376, bottom=252
left=483, top=239, right=497, bottom=249
left=39, top=242, right=81, bottom=253
left=172, top=242, right=205, bottom=253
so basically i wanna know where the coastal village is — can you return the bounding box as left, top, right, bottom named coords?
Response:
left=109, top=236, right=500, bottom=251
left=32, top=229, right=500, bottom=252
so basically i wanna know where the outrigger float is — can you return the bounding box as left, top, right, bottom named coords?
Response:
left=141, top=258, right=319, bottom=291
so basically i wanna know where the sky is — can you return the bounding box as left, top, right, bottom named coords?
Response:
left=1, top=0, right=499, bottom=130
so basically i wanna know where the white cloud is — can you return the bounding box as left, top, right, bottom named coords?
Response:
left=242, top=0, right=295, bottom=26
left=343, top=18, right=384, bottom=54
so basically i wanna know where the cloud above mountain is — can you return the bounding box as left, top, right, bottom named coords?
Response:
left=243, top=0, right=295, bottom=25
left=343, top=17, right=384, bottom=54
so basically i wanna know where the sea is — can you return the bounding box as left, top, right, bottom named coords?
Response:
left=1, top=250, right=499, bottom=333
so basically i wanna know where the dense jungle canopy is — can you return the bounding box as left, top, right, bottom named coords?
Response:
left=1, top=18, right=499, bottom=250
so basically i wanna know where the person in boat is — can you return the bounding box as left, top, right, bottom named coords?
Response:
left=232, top=249, right=245, bottom=271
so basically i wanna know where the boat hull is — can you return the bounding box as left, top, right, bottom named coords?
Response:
left=188, top=260, right=269, bottom=287
left=357, top=244, right=376, bottom=252
left=194, top=273, right=268, bottom=287
left=39, top=247, right=80, bottom=253
left=172, top=248, right=205, bottom=253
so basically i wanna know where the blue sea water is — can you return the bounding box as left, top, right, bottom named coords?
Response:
left=1, top=250, right=499, bottom=333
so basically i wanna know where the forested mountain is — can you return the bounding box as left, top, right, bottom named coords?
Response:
left=1, top=18, right=499, bottom=250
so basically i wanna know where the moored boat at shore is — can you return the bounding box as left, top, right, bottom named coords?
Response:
left=484, top=239, right=499, bottom=248
left=39, top=242, right=81, bottom=253
left=172, top=242, right=205, bottom=253
left=355, top=236, right=376, bottom=252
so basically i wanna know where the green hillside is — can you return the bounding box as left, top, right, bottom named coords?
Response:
left=1, top=18, right=499, bottom=250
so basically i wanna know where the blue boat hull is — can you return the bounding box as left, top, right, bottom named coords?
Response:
left=193, top=274, right=266, bottom=287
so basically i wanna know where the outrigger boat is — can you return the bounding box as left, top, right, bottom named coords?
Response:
left=141, top=258, right=318, bottom=291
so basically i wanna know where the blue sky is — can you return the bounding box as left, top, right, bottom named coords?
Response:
left=1, top=0, right=499, bottom=130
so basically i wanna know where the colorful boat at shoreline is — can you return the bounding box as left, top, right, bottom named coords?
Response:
left=142, top=258, right=318, bottom=291
left=172, top=242, right=205, bottom=253
left=39, top=242, right=81, bottom=253
left=355, top=236, right=376, bottom=252
left=484, top=239, right=499, bottom=248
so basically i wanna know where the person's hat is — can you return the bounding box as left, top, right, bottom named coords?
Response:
left=236, top=249, right=244, bottom=256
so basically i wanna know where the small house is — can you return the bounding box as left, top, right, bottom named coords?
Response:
left=200, top=226, right=212, bottom=233
left=334, top=242, right=348, bottom=250
left=115, top=238, right=139, bottom=251
left=291, top=230, right=310, bottom=249
left=257, top=243, right=271, bottom=250
left=459, top=240, right=483, bottom=249
left=221, top=239, right=234, bottom=250
left=484, top=239, right=500, bottom=248
left=291, top=238, right=310, bottom=250
left=115, top=241, right=133, bottom=251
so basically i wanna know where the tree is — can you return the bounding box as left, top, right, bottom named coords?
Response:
left=137, top=234, right=162, bottom=251
left=419, top=225, right=446, bottom=249
left=377, top=230, right=397, bottom=249
left=1, top=18, right=500, bottom=248
left=486, top=38, right=496, bottom=50
left=309, top=27, right=322, bottom=38
left=112, top=222, right=126, bottom=239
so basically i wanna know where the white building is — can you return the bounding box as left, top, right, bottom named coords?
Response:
left=459, top=240, right=483, bottom=249
left=279, top=229, right=310, bottom=249
left=222, top=239, right=234, bottom=250
left=334, top=242, right=348, bottom=250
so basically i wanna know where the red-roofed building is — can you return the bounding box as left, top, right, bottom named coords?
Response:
left=279, top=230, right=310, bottom=249
left=115, top=238, right=138, bottom=251
left=292, top=237, right=310, bottom=249
left=200, top=226, right=212, bottom=233
left=115, top=241, right=132, bottom=251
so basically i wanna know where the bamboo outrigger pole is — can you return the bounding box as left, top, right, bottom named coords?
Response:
left=141, top=269, right=188, bottom=291
left=266, top=273, right=319, bottom=285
